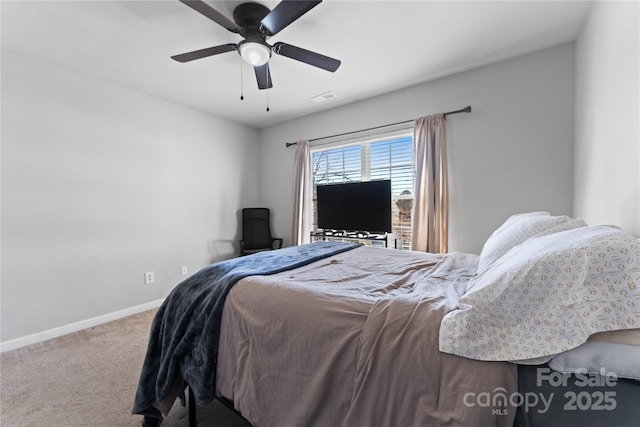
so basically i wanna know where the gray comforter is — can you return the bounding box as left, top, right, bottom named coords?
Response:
left=216, top=246, right=519, bottom=427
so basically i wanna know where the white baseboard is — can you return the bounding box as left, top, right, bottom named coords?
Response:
left=0, top=299, right=164, bottom=353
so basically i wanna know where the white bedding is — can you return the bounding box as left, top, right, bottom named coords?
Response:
left=440, top=225, right=640, bottom=363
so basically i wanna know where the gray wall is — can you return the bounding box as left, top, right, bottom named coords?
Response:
left=1, top=51, right=260, bottom=342
left=258, top=43, right=575, bottom=254
left=574, top=1, right=639, bottom=236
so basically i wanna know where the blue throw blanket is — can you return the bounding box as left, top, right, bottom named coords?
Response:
left=132, top=241, right=360, bottom=426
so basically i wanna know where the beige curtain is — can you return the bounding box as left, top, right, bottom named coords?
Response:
left=411, top=114, right=448, bottom=253
left=290, top=140, right=312, bottom=246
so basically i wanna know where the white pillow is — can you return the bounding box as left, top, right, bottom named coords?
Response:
left=476, top=212, right=585, bottom=275
left=549, top=341, right=640, bottom=380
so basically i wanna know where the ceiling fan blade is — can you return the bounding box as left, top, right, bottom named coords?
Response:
left=260, top=1, right=322, bottom=36
left=272, top=42, right=340, bottom=72
left=171, top=43, right=238, bottom=63
left=179, top=0, right=241, bottom=33
left=254, top=63, right=273, bottom=90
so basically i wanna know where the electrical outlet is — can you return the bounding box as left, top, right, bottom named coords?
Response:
left=181, top=265, right=188, bottom=276
left=144, top=271, right=155, bottom=284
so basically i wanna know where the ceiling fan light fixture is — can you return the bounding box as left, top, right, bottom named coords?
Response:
left=240, top=41, right=271, bottom=66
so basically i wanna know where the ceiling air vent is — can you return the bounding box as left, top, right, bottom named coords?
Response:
left=311, top=91, right=337, bottom=103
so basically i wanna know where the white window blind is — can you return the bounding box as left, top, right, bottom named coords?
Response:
left=311, top=133, right=415, bottom=250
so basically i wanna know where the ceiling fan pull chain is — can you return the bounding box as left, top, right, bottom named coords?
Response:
left=240, top=60, right=245, bottom=101
left=266, top=67, right=270, bottom=112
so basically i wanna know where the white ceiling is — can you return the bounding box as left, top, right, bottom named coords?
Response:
left=1, top=0, right=592, bottom=129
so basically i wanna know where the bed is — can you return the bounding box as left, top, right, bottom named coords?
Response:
left=133, top=212, right=640, bottom=427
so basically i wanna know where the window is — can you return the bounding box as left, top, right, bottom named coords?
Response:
left=311, top=132, right=415, bottom=250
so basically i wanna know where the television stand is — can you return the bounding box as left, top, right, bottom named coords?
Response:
left=310, top=230, right=397, bottom=249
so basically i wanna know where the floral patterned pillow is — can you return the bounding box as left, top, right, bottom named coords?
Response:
left=440, top=225, right=640, bottom=362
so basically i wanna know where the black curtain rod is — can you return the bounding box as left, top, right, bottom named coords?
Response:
left=285, top=105, right=471, bottom=148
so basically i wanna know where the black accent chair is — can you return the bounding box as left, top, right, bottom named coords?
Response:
left=239, top=208, right=283, bottom=256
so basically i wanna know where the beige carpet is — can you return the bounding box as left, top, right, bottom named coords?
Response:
left=0, top=309, right=252, bottom=427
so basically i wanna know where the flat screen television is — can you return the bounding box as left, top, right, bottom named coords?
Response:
left=316, top=180, right=392, bottom=233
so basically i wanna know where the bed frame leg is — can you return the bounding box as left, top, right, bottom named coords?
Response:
left=188, top=386, right=196, bottom=427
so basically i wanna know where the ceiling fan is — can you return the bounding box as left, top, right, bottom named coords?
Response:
left=172, top=0, right=341, bottom=90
